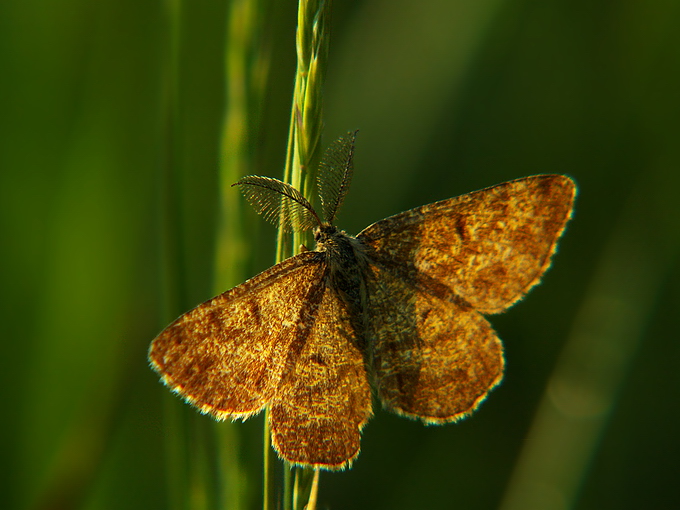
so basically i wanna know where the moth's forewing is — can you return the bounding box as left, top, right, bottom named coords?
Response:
left=149, top=248, right=372, bottom=470
left=358, top=175, right=576, bottom=314
left=270, top=275, right=372, bottom=470
left=149, top=252, right=327, bottom=420
left=358, top=175, right=575, bottom=422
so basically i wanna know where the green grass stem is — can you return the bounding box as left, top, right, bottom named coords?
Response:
left=275, top=1, right=331, bottom=509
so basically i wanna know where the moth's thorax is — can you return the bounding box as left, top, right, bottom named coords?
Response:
left=314, top=224, right=369, bottom=335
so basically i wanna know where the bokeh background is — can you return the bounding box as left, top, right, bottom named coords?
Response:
left=2, top=0, right=679, bottom=509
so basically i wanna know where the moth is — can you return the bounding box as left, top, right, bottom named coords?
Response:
left=149, top=131, right=576, bottom=470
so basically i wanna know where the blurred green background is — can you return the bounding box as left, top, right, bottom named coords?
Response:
left=2, top=0, right=679, bottom=509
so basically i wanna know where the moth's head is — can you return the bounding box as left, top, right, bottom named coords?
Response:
left=313, top=223, right=355, bottom=254
left=314, top=223, right=338, bottom=243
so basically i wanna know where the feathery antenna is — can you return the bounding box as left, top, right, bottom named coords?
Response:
left=317, top=131, right=357, bottom=224
left=232, top=176, right=323, bottom=232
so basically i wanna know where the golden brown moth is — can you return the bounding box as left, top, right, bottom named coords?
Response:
left=149, top=131, right=576, bottom=470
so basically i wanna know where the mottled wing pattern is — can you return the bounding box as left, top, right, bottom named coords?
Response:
left=149, top=252, right=327, bottom=420
left=149, top=249, right=372, bottom=469
left=358, top=175, right=576, bottom=314
left=358, top=175, right=575, bottom=422
left=365, top=262, right=504, bottom=422
left=270, top=274, right=372, bottom=469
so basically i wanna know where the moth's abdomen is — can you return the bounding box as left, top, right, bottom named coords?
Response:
left=317, top=231, right=369, bottom=350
